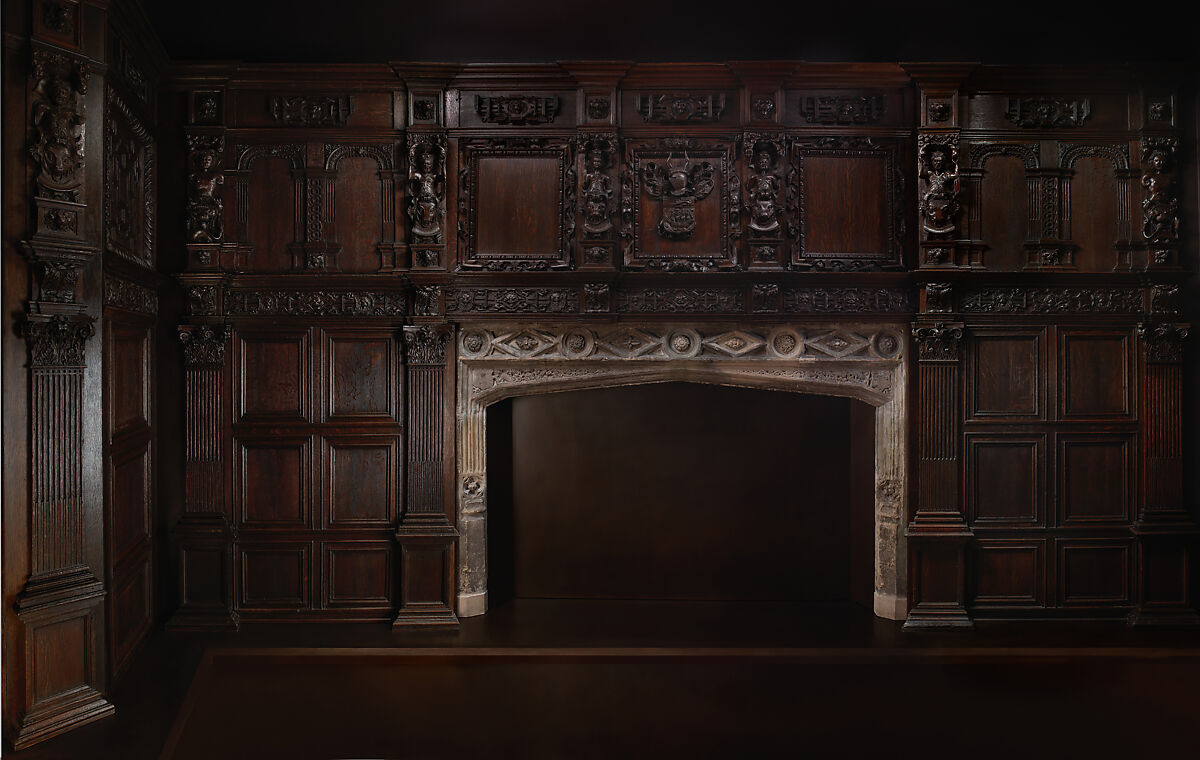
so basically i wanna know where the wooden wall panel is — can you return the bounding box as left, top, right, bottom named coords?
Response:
left=967, top=437, right=1043, bottom=526
left=109, top=446, right=150, bottom=563
left=969, top=331, right=1043, bottom=419
left=237, top=439, right=310, bottom=527
left=237, top=331, right=310, bottom=422
left=1067, top=156, right=1121, bottom=272
left=973, top=540, right=1044, bottom=607
left=1058, top=540, right=1131, bottom=607
left=802, top=155, right=888, bottom=255
left=976, top=155, right=1028, bottom=271
left=323, top=543, right=392, bottom=608
left=331, top=157, right=384, bottom=273
left=1058, top=436, right=1133, bottom=526
left=238, top=545, right=311, bottom=610
left=1060, top=330, right=1132, bottom=419
left=324, top=438, right=397, bottom=527
left=325, top=332, right=398, bottom=421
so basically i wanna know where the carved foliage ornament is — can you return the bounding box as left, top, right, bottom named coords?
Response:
left=636, top=93, right=725, bottom=122
left=800, top=94, right=885, bottom=125
left=918, top=135, right=959, bottom=237
left=408, top=134, right=447, bottom=244
left=413, top=286, right=442, bottom=316
left=960, top=287, right=1143, bottom=314
left=187, top=135, right=225, bottom=243
left=30, top=50, right=88, bottom=201
left=225, top=290, right=407, bottom=317
left=476, top=95, right=560, bottom=125
left=37, top=261, right=81, bottom=302
left=40, top=1, right=76, bottom=36
left=23, top=315, right=94, bottom=368
left=1005, top=97, right=1091, bottom=128
left=1139, top=322, right=1189, bottom=364
left=403, top=325, right=452, bottom=366
left=104, top=276, right=157, bottom=315
left=179, top=325, right=229, bottom=366
left=444, top=288, right=577, bottom=315
left=269, top=95, right=352, bottom=126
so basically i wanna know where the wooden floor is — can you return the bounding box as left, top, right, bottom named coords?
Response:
left=11, top=600, right=1200, bottom=759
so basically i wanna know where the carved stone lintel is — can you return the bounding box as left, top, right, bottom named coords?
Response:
left=913, top=321, right=964, bottom=362
left=1005, top=97, right=1091, bottom=128
left=404, top=324, right=453, bottom=367
left=1139, top=322, right=1189, bottom=364
left=179, top=325, right=230, bottom=367
left=476, top=94, right=559, bottom=125
left=22, top=315, right=95, bottom=368
left=269, top=94, right=352, bottom=126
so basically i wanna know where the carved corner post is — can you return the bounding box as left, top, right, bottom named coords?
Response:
left=905, top=283, right=973, bottom=629
left=11, top=41, right=115, bottom=749
left=904, top=63, right=974, bottom=270
left=395, top=324, right=459, bottom=627
left=1130, top=319, right=1199, bottom=626
left=166, top=325, right=238, bottom=631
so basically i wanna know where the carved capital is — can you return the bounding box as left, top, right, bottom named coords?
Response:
left=179, top=324, right=230, bottom=367
left=913, top=321, right=964, bottom=362
left=22, top=314, right=95, bottom=368
left=404, top=324, right=453, bottom=366
left=1139, top=322, right=1189, bottom=364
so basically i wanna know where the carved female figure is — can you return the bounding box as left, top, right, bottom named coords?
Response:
left=1142, top=148, right=1178, bottom=242
left=919, top=143, right=959, bottom=236
left=31, top=75, right=85, bottom=192
left=745, top=146, right=781, bottom=234
left=187, top=148, right=224, bottom=242
left=581, top=146, right=614, bottom=235
left=409, top=144, right=445, bottom=242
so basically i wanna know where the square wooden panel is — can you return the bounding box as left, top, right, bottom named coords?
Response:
left=790, top=137, right=903, bottom=270
left=322, top=542, right=393, bottom=608
left=181, top=545, right=229, bottom=609
left=236, top=330, right=311, bottom=422
left=1058, top=539, right=1130, bottom=607
left=458, top=138, right=574, bottom=271
left=236, top=437, right=311, bottom=527
left=107, top=322, right=151, bottom=434
left=323, top=436, right=399, bottom=527
left=30, top=616, right=91, bottom=703
left=109, top=442, right=151, bottom=564
left=1058, top=330, right=1133, bottom=420
left=1057, top=435, right=1133, bottom=526
left=967, top=436, right=1044, bottom=526
left=238, top=544, right=311, bottom=610
left=967, top=329, right=1044, bottom=420
left=323, top=329, right=399, bottom=421
left=973, top=540, right=1045, bottom=607
left=400, top=543, right=453, bottom=607
left=623, top=136, right=738, bottom=271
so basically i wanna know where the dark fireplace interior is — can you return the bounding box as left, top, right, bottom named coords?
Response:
left=486, top=383, right=877, bottom=610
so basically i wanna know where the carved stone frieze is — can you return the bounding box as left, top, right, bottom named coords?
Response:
left=800, top=94, right=885, bottom=125
left=187, top=135, right=225, bottom=243
left=408, top=134, right=447, bottom=245
left=225, top=289, right=407, bottom=317
left=1141, top=138, right=1179, bottom=246
left=105, top=88, right=155, bottom=267
left=179, top=324, right=229, bottom=367
left=444, top=287, right=577, bottom=314
left=22, top=315, right=94, bottom=367
left=30, top=49, right=88, bottom=203
left=475, top=94, right=560, bottom=125
left=1139, top=322, right=1189, bottom=364
left=403, top=324, right=453, bottom=366
left=781, top=288, right=914, bottom=313
left=269, top=95, right=352, bottom=126
left=918, top=135, right=959, bottom=238
left=635, top=93, right=726, bottom=122
left=1005, top=97, right=1091, bottom=128
left=615, top=288, right=744, bottom=314
left=912, top=321, right=964, bottom=362
left=960, top=287, right=1143, bottom=314
left=104, top=276, right=158, bottom=315
left=578, top=134, right=616, bottom=237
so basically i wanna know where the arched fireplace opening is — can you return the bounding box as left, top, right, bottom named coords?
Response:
left=484, top=382, right=878, bottom=611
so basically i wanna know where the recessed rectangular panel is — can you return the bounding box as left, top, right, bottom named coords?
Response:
left=238, top=332, right=308, bottom=421
left=1060, top=331, right=1131, bottom=419
left=968, top=437, right=1042, bottom=525
left=239, top=439, right=309, bottom=526
left=1068, top=155, right=1121, bottom=272
left=970, top=332, right=1041, bottom=419
left=977, top=154, right=1030, bottom=271
left=974, top=541, right=1043, bottom=606
left=1059, top=541, right=1129, bottom=606
left=109, top=325, right=150, bottom=433
left=31, top=616, right=90, bottom=702
left=327, top=333, right=395, bottom=419
left=239, top=545, right=310, bottom=609
left=332, top=156, right=384, bottom=273
left=1059, top=437, right=1132, bottom=525
left=245, top=157, right=296, bottom=272
left=324, top=543, right=392, bottom=607
left=401, top=545, right=450, bottom=606
left=327, top=439, right=396, bottom=526
left=111, top=445, right=151, bottom=562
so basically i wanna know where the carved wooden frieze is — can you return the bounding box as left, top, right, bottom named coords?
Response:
left=269, top=94, right=352, bottom=126
left=782, top=288, right=915, bottom=314
left=104, top=275, right=158, bottom=316
left=1150, top=284, right=1181, bottom=317
left=105, top=87, right=155, bottom=268
left=475, top=94, right=560, bottom=125
left=1139, top=322, right=1189, bottom=364
left=614, top=288, right=744, bottom=313
left=224, top=289, right=407, bottom=316
left=444, top=287, right=578, bottom=314
left=959, top=287, right=1143, bottom=313
left=187, top=135, right=225, bottom=243
left=800, top=94, right=885, bottom=125
left=1004, top=97, right=1091, bottom=128
left=790, top=136, right=904, bottom=270
left=622, top=136, right=738, bottom=271
left=458, top=137, right=576, bottom=271
left=635, top=93, right=726, bottom=122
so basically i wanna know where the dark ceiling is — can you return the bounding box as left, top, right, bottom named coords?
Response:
left=146, top=0, right=1196, bottom=65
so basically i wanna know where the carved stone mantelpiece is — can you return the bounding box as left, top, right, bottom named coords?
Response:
left=455, top=322, right=910, bottom=621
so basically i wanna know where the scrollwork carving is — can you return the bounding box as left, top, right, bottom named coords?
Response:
left=782, top=288, right=914, bottom=314
left=179, top=324, right=229, bottom=367
left=800, top=94, right=885, bottom=125
left=403, top=324, right=452, bottom=367
left=636, top=93, right=725, bottom=122
left=615, top=288, right=744, bottom=314
left=269, top=95, right=352, bottom=126
left=444, top=288, right=577, bottom=314
left=1139, top=322, right=1189, bottom=364
left=960, top=287, right=1143, bottom=314
left=476, top=95, right=559, bottom=125
left=104, top=276, right=157, bottom=315
left=225, top=290, right=407, bottom=317
left=1005, top=97, right=1091, bottom=128
left=912, top=322, right=964, bottom=362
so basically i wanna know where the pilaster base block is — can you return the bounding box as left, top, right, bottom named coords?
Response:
left=905, top=531, right=972, bottom=631
left=394, top=527, right=459, bottom=629
left=903, top=603, right=975, bottom=630
left=167, top=515, right=239, bottom=632
left=11, top=689, right=115, bottom=751
left=1129, top=532, right=1199, bottom=628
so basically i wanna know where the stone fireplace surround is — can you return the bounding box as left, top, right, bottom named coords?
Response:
left=453, top=322, right=910, bottom=620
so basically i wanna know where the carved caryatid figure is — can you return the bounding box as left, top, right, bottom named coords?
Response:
left=581, top=139, right=614, bottom=235
left=409, top=141, right=446, bottom=243
left=919, top=141, right=959, bottom=236
left=30, top=70, right=85, bottom=196
left=745, top=144, right=782, bottom=235
left=1142, top=145, right=1179, bottom=243
left=643, top=154, right=715, bottom=240
left=187, top=140, right=224, bottom=242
